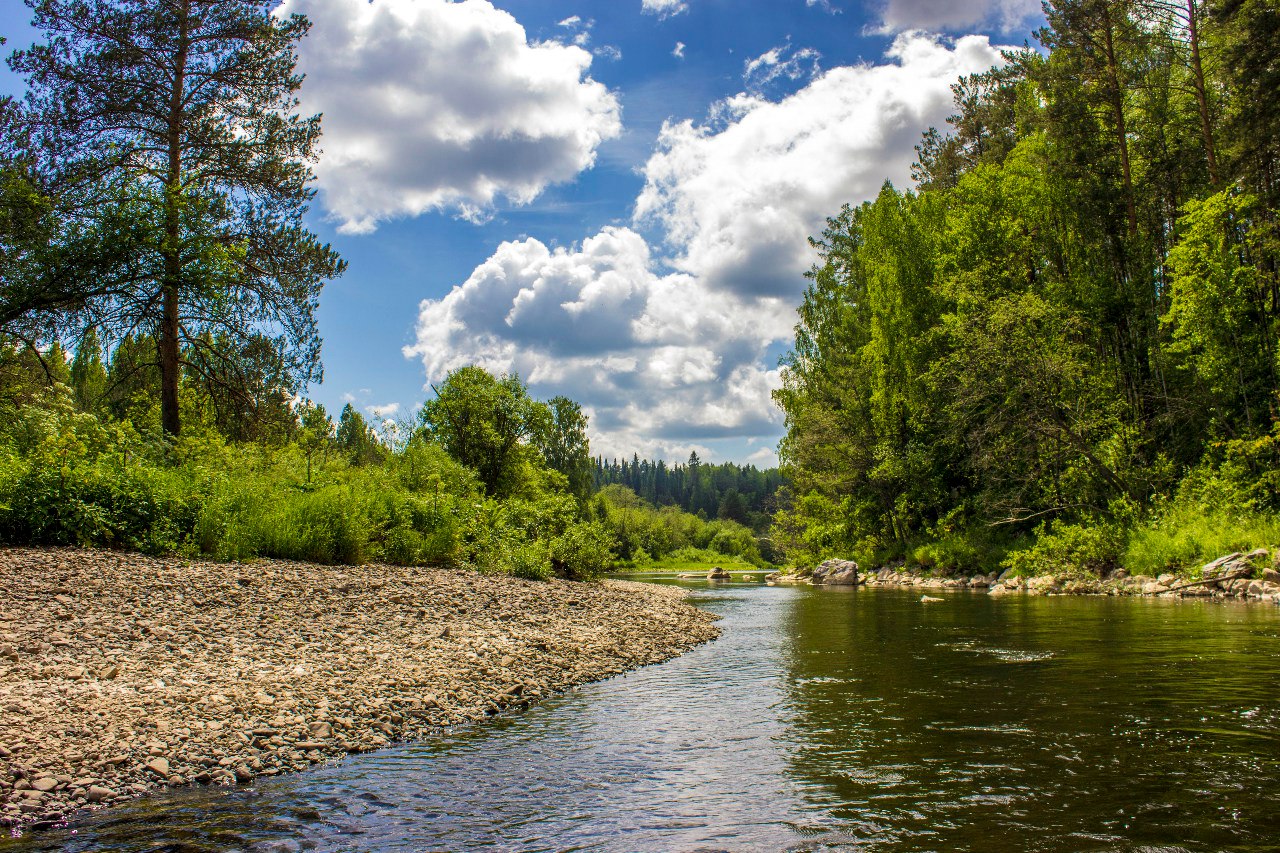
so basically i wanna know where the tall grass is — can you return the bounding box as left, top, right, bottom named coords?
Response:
left=1123, top=509, right=1280, bottom=576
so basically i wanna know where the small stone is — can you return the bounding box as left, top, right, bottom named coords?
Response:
left=145, top=757, right=170, bottom=776
left=308, top=722, right=332, bottom=738
left=100, top=664, right=120, bottom=680
left=86, top=786, right=114, bottom=803
left=30, top=777, right=58, bottom=792
left=234, top=764, right=253, bottom=783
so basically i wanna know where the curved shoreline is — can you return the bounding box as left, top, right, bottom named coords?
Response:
left=0, top=547, right=720, bottom=834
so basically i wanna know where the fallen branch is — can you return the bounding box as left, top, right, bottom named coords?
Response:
left=1165, top=568, right=1253, bottom=593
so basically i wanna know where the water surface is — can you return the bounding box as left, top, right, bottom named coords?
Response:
left=7, top=581, right=1279, bottom=852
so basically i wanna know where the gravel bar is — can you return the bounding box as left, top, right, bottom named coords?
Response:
left=0, top=547, right=720, bottom=833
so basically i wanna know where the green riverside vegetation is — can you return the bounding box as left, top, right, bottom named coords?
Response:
left=0, top=351, right=767, bottom=578
left=6, top=0, right=1278, bottom=584
left=773, top=0, right=1280, bottom=578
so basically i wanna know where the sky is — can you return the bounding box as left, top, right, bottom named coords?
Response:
left=0, top=0, right=1046, bottom=466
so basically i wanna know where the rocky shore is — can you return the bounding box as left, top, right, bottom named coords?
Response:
left=0, top=547, right=720, bottom=834
left=772, top=550, right=1280, bottom=603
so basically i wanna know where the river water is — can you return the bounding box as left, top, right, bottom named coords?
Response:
left=7, top=578, right=1280, bottom=852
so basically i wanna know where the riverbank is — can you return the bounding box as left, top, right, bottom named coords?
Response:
left=0, top=547, right=720, bottom=833
left=772, top=550, right=1280, bottom=603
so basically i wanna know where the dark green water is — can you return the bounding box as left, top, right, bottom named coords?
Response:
left=6, top=581, right=1279, bottom=852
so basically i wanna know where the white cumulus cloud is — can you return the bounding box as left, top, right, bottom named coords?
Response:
left=635, top=32, right=1004, bottom=298
left=278, top=0, right=622, bottom=234
left=743, top=43, right=823, bottom=91
left=407, top=33, right=1007, bottom=460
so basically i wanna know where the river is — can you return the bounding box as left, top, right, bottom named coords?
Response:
left=6, top=578, right=1279, bottom=852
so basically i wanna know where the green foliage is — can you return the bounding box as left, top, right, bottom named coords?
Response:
left=594, top=485, right=768, bottom=568
left=910, top=526, right=1014, bottom=576
left=1001, top=518, right=1128, bottom=578
left=1122, top=454, right=1280, bottom=576
left=774, top=0, right=1280, bottom=576
left=550, top=520, right=614, bottom=581
left=419, top=366, right=548, bottom=497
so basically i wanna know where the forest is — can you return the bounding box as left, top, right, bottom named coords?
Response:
left=592, top=455, right=785, bottom=532
left=774, top=0, right=1280, bottom=576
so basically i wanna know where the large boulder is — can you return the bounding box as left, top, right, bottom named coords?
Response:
left=811, top=559, right=859, bottom=586
left=706, top=566, right=732, bottom=581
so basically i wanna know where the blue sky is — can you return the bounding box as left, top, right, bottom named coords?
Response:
left=1, top=0, right=1044, bottom=465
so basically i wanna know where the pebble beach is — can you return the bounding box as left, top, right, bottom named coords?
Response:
left=0, top=547, right=719, bottom=834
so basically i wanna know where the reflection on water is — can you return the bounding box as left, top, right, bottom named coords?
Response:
left=5, top=581, right=1278, bottom=852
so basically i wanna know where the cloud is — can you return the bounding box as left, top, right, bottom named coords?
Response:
left=642, top=0, right=688, bottom=19
left=366, top=402, right=401, bottom=419
left=403, top=227, right=788, bottom=455
left=877, top=0, right=1040, bottom=32
left=635, top=32, right=1004, bottom=298
left=673, top=41, right=686, bottom=59
left=743, top=43, right=822, bottom=91
left=807, top=0, right=841, bottom=12
left=747, top=446, right=780, bottom=466
left=277, top=0, right=621, bottom=234
left=408, top=33, right=1007, bottom=460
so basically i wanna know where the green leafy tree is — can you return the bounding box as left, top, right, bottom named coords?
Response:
left=419, top=367, right=549, bottom=497
left=68, top=327, right=107, bottom=411
left=296, top=400, right=332, bottom=485
left=535, top=396, right=592, bottom=501
left=1165, top=190, right=1278, bottom=435
left=336, top=403, right=386, bottom=466
left=10, top=0, right=346, bottom=437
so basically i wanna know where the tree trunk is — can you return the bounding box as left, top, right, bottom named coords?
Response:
left=1101, top=2, right=1138, bottom=237
left=1185, top=0, right=1220, bottom=186
left=160, top=0, right=192, bottom=438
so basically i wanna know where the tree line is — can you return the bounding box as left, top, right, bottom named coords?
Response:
left=592, top=454, right=784, bottom=531
left=774, top=0, right=1280, bottom=575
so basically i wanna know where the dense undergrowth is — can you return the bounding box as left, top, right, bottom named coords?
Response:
left=0, top=379, right=768, bottom=579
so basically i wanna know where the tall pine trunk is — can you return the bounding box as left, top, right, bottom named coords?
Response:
left=159, top=0, right=192, bottom=438
left=1100, top=2, right=1138, bottom=238
left=1185, top=0, right=1219, bottom=186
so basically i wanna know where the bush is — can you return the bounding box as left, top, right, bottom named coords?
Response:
left=1122, top=466, right=1280, bottom=575
left=1001, top=518, right=1127, bottom=577
left=551, top=521, right=614, bottom=580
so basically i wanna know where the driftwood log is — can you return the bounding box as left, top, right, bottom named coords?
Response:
left=1164, top=568, right=1254, bottom=593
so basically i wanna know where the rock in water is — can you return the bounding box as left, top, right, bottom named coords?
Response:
left=812, top=559, right=859, bottom=585
left=706, top=566, right=732, bottom=580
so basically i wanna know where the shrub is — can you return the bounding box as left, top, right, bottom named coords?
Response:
left=551, top=521, right=614, bottom=580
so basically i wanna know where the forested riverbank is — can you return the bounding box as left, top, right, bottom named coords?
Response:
left=773, top=0, right=1280, bottom=580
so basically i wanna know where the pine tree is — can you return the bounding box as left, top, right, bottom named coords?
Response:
left=11, top=0, right=345, bottom=437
